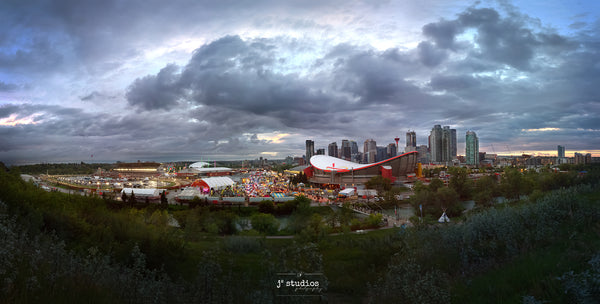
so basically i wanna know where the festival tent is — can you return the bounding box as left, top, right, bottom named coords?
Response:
left=121, top=188, right=160, bottom=198
left=190, top=176, right=235, bottom=191
left=177, top=188, right=203, bottom=200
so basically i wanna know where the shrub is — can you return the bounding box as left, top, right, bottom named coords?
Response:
left=250, top=213, right=279, bottom=235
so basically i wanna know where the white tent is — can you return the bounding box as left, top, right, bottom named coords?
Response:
left=121, top=188, right=160, bottom=198
left=177, top=188, right=203, bottom=200
left=438, top=212, right=450, bottom=223
left=339, top=188, right=356, bottom=196
left=191, top=176, right=235, bottom=190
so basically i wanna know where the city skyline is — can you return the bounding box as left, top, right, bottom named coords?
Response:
left=1, top=0, right=599, bottom=165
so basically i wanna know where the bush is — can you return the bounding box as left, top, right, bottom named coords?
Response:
left=250, top=213, right=279, bottom=235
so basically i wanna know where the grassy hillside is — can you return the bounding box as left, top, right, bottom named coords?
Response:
left=0, top=165, right=598, bottom=303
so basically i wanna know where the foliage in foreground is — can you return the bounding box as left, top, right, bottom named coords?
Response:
left=369, top=183, right=600, bottom=303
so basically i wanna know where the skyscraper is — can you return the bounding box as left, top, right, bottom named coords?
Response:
left=305, top=140, right=314, bottom=162
left=364, top=139, right=377, bottom=163
left=442, top=126, right=451, bottom=162
left=406, top=131, right=416, bottom=151
left=450, top=128, right=457, bottom=159
left=341, top=139, right=351, bottom=160
left=377, top=146, right=386, bottom=162
left=466, top=131, right=479, bottom=166
left=558, top=145, right=565, bottom=158
left=429, top=125, right=443, bottom=162
left=328, top=142, right=338, bottom=157
left=350, top=140, right=360, bottom=162
left=430, top=125, right=456, bottom=163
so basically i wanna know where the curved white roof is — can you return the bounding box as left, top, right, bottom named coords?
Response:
left=310, top=155, right=368, bottom=172
left=310, top=152, right=418, bottom=172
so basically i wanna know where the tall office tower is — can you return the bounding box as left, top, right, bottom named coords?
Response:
left=450, top=128, right=457, bottom=159
left=429, top=125, right=443, bottom=162
left=442, top=126, right=452, bottom=162
left=328, top=142, right=338, bottom=157
left=350, top=140, right=360, bottom=162
left=377, top=146, right=387, bottom=162
left=558, top=145, right=565, bottom=158
left=350, top=140, right=359, bottom=155
left=406, top=131, right=416, bottom=148
left=316, top=148, right=325, bottom=155
left=466, top=131, right=479, bottom=165
left=305, top=140, right=314, bottom=162
left=364, top=139, right=377, bottom=163
left=341, top=139, right=352, bottom=160
left=430, top=125, right=456, bottom=163
left=405, top=131, right=417, bottom=153
left=387, top=143, right=397, bottom=159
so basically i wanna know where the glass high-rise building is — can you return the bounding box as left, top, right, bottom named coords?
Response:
left=305, top=140, right=314, bottom=162
left=466, top=131, right=479, bottom=166
left=429, top=125, right=456, bottom=163
left=558, top=145, right=565, bottom=158
left=364, top=139, right=377, bottom=163
left=406, top=131, right=416, bottom=148
left=341, top=139, right=351, bottom=160
left=328, top=142, right=338, bottom=157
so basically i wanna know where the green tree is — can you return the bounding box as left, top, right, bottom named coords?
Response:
left=473, top=175, right=498, bottom=206
left=251, top=213, right=279, bottom=234
left=449, top=167, right=472, bottom=199
left=366, top=213, right=383, bottom=228
left=501, top=168, right=523, bottom=199
left=300, top=213, right=328, bottom=242
left=429, top=178, right=444, bottom=193
left=436, top=187, right=461, bottom=217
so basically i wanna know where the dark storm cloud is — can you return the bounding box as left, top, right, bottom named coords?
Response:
left=417, top=41, right=448, bottom=67
left=126, top=64, right=183, bottom=110
left=125, top=34, right=443, bottom=141
left=422, top=19, right=462, bottom=49
left=421, top=7, right=575, bottom=71
left=127, top=36, right=351, bottom=120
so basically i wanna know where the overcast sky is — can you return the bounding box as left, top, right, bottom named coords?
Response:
left=1, top=0, right=599, bottom=164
